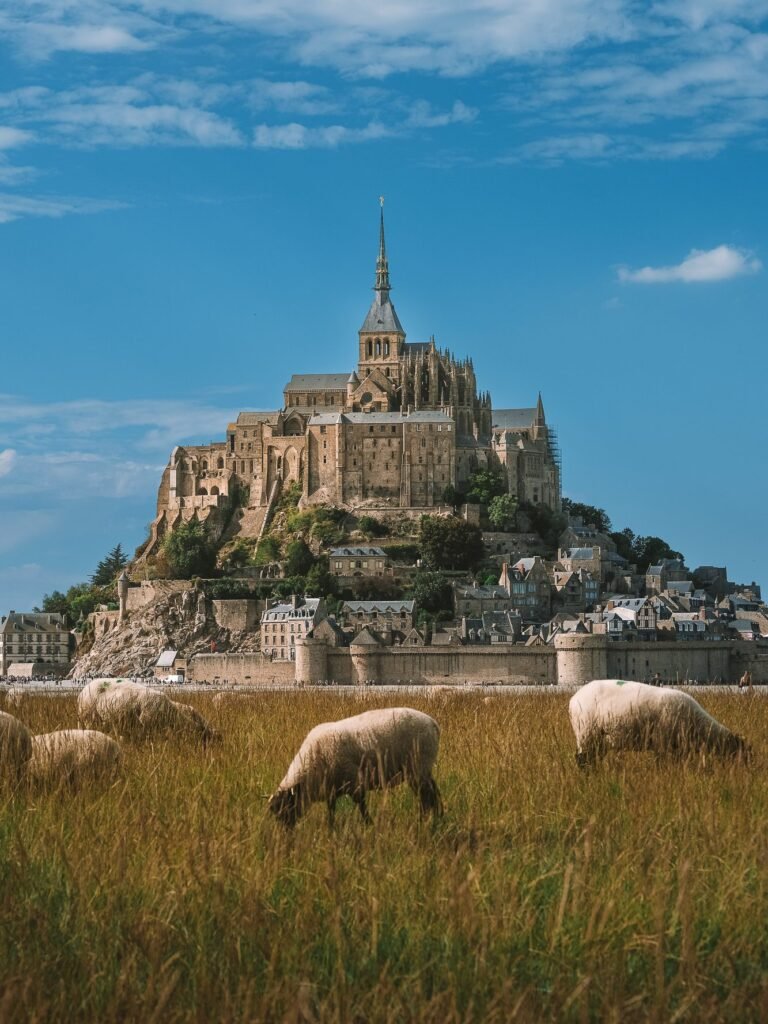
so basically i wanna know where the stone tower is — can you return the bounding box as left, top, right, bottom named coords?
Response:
left=357, top=200, right=405, bottom=388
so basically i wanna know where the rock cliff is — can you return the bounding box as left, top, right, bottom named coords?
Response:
left=73, top=588, right=260, bottom=679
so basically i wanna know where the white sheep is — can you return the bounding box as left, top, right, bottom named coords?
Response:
left=269, top=707, right=443, bottom=827
left=0, top=709, right=33, bottom=784
left=78, top=679, right=217, bottom=745
left=569, top=678, right=749, bottom=767
left=26, top=729, right=122, bottom=788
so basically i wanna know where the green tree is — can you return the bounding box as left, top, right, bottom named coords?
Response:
left=253, top=536, right=280, bottom=565
left=163, top=520, right=217, bottom=579
left=561, top=499, right=612, bottom=533
left=465, top=468, right=506, bottom=506
left=305, top=557, right=338, bottom=598
left=488, top=494, right=518, bottom=531
left=610, top=528, right=637, bottom=563
left=284, top=538, right=316, bottom=577
left=632, top=536, right=684, bottom=574
left=441, top=484, right=464, bottom=509
left=358, top=515, right=388, bottom=539
left=419, top=516, right=484, bottom=571
left=90, top=543, right=128, bottom=586
left=409, top=571, right=453, bottom=615
left=520, top=502, right=568, bottom=554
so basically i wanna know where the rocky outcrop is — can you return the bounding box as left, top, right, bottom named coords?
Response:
left=73, top=587, right=260, bottom=679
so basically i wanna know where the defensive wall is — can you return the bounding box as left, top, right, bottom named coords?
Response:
left=187, top=636, right=768, bottom=687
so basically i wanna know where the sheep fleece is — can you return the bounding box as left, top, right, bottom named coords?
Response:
left=569, top=678, right=742, bottom=759
left=28, top=729, right=122, bottom=785
left=276, top=707, right=440, bottom=802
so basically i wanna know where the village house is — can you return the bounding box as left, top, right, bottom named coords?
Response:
left=453, top=583, right=513, bottom=617
left=0, top=611, right=72, bottom=677
left=261, top=597, right=325, bottom=661
left=341, top=600, right=415, bottom=635
left=329, top=546, right=390, bottom=578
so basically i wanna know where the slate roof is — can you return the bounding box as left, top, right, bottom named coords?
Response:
left=330, top=546, right=387, bottom=557
left=155, top=650, right=178, bottom=668
left=455, top=585, right=508, bottom=600
left=360, top=293, right=404, bottom=334
left=236, top=411, right=280, bottom=425
left=343, top=600, right=415, bottom=614
left=284, top=374, right=351, bottom=392
left=492, top=408, right=537, bottom=430
left=564, top=547, right=598, bottom=560
left=1, top=612, right=68, bottom=634
left=262, top=598, right=321, bottom=621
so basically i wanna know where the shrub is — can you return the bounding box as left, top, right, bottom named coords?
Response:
left=162, top=519, right=217, bottom=579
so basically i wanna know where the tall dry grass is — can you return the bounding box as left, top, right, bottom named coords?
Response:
left=1, top=690, right=766, bottom=1022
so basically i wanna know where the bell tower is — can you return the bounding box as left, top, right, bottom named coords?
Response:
left=358, top=198, right=405, bottom=387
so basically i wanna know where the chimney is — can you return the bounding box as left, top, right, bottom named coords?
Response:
left=291, top=594, right=299, bottom=610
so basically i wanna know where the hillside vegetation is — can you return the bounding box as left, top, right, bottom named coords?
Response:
left=1, top=690, right=766, bottom=1022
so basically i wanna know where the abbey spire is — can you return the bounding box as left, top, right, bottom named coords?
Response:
left=374, top=199, right=390, bottom=293
left=359, top=198, right=404, bottom=337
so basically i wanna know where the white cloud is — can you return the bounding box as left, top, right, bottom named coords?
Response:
left=406, top=99, right=477, bottom=128
left=29, top=22, right=150, bottom=55
left=0, top=394, right=239, bottom=451
left=0, top=448, right=17, bottom=477
left=618, top=244, right=763, bottom=283
left=253, top=119, right=391, bottom=148
left=0, top=126, right=33, bottom=148
left=0, top=192, right=127, bottom=224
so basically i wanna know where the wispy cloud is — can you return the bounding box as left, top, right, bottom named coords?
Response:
left=253, top=119, right=390, bottom=149
left=0, top=448, right=17, bottom=477
left=618, top=244, right=763, bottom=283
left=0, top=192, right=127, bottom=224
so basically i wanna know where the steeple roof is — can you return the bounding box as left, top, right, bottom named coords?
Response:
left=360, top=199, right=404, bottom=335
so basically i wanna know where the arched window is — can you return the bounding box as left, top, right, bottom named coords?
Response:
left=201, top=460, right=208, bottom=471
left=384, top=339, right=390, bottom=357
left=211, top=485, right=219, bottom=496
left=375, top=338, right=381, bottom=357
left=197, top=486, right=208, bottom=496
left=217, top=457, right=224, bottom=469
left=367, top=340, right=372, bottom=358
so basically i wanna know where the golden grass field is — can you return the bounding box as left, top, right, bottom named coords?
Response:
left=1, top=689, right=767, bottom=1023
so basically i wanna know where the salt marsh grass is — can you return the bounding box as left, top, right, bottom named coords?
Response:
left=1, top=690, right=766, bottom=1022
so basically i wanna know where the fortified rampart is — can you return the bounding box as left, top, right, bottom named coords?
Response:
left=187, top=636, right=768, bottom=687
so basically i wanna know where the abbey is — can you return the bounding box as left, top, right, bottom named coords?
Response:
left=145, top=208, right=560, bottom=553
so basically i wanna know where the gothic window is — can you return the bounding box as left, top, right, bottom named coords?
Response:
left=367, top=340, right=372, bottom=357
left=361, top=392, right=373, bottom=406
left=217, top=457, right=225, bottom=469
left=375, top=339, right=381, bottom=356
left=201, top=460, right=208, bottom=470
left=384, top=340, right=390, bottom=356
left=211, top=486, right=219, bottom=496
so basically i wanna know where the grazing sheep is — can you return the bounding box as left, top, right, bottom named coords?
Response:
left=269, top=707, right=443, bottom=827
left=27, top=730, right=122, bottom=788
left=78, top=679, right=217, bottom=745
left=0, top=709, right=33, bottom=784
left=569, top=679, right=749, bottom=767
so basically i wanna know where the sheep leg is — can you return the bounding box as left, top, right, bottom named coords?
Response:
left=353, top=790, right=372, bottom=825
left=415, top=775, right=444, bottom=818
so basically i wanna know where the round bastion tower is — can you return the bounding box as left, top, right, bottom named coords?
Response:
left=117, top=570, right=130, bottom=624
left=554, top=633, right=609, bottom=687
left=295, top=636, right=329, bottom=685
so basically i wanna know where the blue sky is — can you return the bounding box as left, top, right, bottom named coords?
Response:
left=1, top=0, right=767, bottom=612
